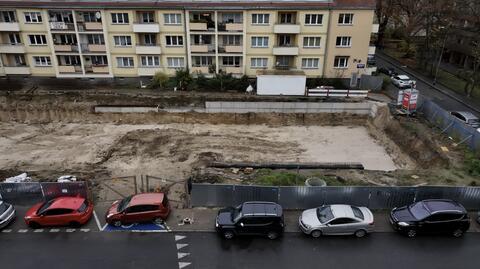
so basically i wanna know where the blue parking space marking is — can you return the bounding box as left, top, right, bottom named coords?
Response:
left=103, top=222, right=169, bottom=232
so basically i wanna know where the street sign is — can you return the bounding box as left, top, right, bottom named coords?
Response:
left=357, top=63, right=365, bottom=69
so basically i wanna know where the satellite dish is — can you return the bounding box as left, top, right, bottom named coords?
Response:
left=95, top=12, right=101, bottom=19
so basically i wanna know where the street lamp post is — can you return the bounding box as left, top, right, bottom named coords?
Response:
left=433, top=26, right=449, bottom=85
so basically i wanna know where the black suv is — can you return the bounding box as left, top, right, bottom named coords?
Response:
left=215, top=201, right=284, bottom=239
left=390, top=199, right=470, bottom=238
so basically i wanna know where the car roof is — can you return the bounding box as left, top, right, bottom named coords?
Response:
left=397, top=75, right=410, bottom=79
left=129, top=193, right=165, bottom=206
left=422, top=199, right=466, bottom=214
left=241, top=202, right=283, bottom=217
left=451, top=111, right=479, bottom=120
left=330, top=204, right=355, bottom=219
left=48, top=196, right=85, bottom=210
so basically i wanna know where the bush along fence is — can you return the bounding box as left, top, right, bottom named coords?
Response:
left=420, top=99, right=480, bottom=152
left=0, top=182, right=88, bottom=205
left=190, top=183, right=480, bottom=210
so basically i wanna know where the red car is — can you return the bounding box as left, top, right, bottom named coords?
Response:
left=105, top=193, right=170, bottom=226
left=24, top=196, right=94, bottom=228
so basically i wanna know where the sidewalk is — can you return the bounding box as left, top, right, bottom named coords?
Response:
left=167, top=207, right=480, bottom=233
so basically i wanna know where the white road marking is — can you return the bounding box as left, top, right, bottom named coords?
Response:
left=2, top=229, right=12, bottom=233
left=176, top=243, right=188, bottom=250
left=33, top=229, right=44, bottom=233
left=177, top=253, right=190, bottom=259
left=178, top=262, right=191, bottom=269
left=66, top=229, right=76, bottom=233
left=131, top=230, right=169, bottom=233
left=18, top=229, right=28, bottom=233
left=50, top=229, right=60, bottom=233
left=93, top=210, right=103, bottom=231
left=102, top=224, right=108, bottom=231
left=80, top=229, right=90, bottom=232
left=175, top=235, right=187, bottom=241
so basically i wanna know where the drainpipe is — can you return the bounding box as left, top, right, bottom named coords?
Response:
left=322, top=5, right=333, bottom=78
left=182, top=8, right=190, bottom=70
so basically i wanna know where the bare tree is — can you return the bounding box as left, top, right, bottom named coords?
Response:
left=375, top=0, right=398, bottom=49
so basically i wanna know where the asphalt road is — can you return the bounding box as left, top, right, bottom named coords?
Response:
left=376, top=53, right=480, bottom=116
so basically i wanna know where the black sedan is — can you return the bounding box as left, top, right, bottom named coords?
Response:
left=378, top=67, right=397, bottom=76
left=390, top=199, right=470, bottom=238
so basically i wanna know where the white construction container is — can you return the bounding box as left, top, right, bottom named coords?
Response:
left=256, top=70, right=306, bottom=96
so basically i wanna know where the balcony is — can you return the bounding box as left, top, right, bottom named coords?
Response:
left=81, top=44, right=106, bottom=53
left=4, top=65, right=31, bottom=75
left=50, top=22, right=75, bottom=31
left=191, top=44, right=215, bottom=53
left=0, top=22, right=20, bottom=31
left=222, top=66, right=242, bottom=74
left=273, top=24, right=300, bottom=34
left=218, top=45, right=242, bottom=53
left=77, top=22, right=103, bottom=32
left=85, top=65, right=109, bottom=74
left=58, top=65, right=82, bottom=74
left=133, top=23, right=160, bottom=33
left=372, top=24, right=379, bottom=34
left=190, top=22, right=208, bottom=31
left=273, top=46, right=299, bottom=55
left=135, top=44, right=162, bottom=54
left=369, top=46, right=376, bottom=55
left=0, top=43, right=25, bottom=53
left=191, top=66, right=209, bottom=74
left=138, top=67, right=159, bottom=76
left=54, top=44, right=79, bottom=52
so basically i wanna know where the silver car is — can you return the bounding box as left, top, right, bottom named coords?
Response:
left=299, top=204, right=374, bottom=238
left=0, top=200, right=16, bottom=229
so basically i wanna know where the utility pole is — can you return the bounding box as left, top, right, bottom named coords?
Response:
left=433, top=26, right=450, bottom=85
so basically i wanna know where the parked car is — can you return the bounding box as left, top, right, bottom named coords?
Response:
left=215, top=201, right=285, bottom=239
left=24, top=196, right=93, bottom=228
left=390, top=199, right=470, bottom=238
left=450, top=111, right=480, bottom=129
left=367, top=55, right=376, bottom=66
left=105, top=193, right=170, bottom=227
left=0, top=200, right=16, bottom=229
left=299, top=204, right=374, bottom=238
left=378, top=67, right=397, bottom=76
left=391, top=75, right=415, bottom=88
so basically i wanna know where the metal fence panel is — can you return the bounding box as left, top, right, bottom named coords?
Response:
left=324, top=187, right=371, bottom=207
left=233, top=185, right=279, bottom=205
left=40, top=182, right=88, bottom=201
left=191, top=184, right=234, bottom=207
left=0, top=183, right=43, bottom=205
left=368, top=187, right=416, bottom=209
left=415, top=186, right=480, bottom=210
left=278, top=186, right=325, bottom=209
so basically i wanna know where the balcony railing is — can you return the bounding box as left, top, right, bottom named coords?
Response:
left=218, top=45, right=242, bottom=53
left=77, top=22, right=103, bottom=32
left=49, top=22, right=75, bottom=31
left=80, top=43, right=106, bottom=53
left=58, top=65, right=82, bottom=74
left=54, top=44, right=79, bottom=52
left=0, top=43, right=25, bottom=53
left=191, top=44, right=215, bottom=53
left=218, top=22, right=243, bottom=32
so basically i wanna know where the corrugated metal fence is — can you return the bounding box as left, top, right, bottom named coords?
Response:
left=0, top=182, right=88, bottom=205
left=191, top=184, right=480, bottom=210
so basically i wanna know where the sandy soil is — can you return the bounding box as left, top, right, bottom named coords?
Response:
left=0, top=123, right=399, bottom=182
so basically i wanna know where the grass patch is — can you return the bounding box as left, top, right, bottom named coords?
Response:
left=253, top=169, right=306, bottom=186
left=435, top=68, right=480, bottom=100
left=464, top=150, right=480, bottom=177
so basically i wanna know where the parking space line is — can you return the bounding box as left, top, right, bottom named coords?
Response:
left=2, top=229, right=12, bottom=233
left=18, top=229, right=28, bottom=233
left=50, top=229, right=60, bottom=233
left=80, top=229, right=90, bottom=232
left=33, top=229, right=44, bottom=233
left=93, top=210, right=103, bottom=231
left=66, top=229, right=76, bottom=233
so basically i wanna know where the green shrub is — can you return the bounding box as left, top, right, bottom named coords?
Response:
left=174, top=69, right=193, bottom=91
left=465, top=151, right=480, bottom=176
left=254, top=169, right=306, bottom=186
left=149, top=71, right=169, bottom=89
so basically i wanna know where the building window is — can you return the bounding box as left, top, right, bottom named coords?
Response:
left=251, top=36, right=268, bottom=48
left=14, top=54, right=26, bottom=66
left=336, top=36, right=352, bottom=47
left=223, top=35, right=241, bottom=46
left=116, top=57, right=134, bottom=68
left=91, top=55, right=108, bottom=66
left=114, top=36, right=132, bottom=46
left=167, top=57, right=185, bottom=68
left=141, top=56, right=160, bottom=67
left=28, top=35, right=47, bottom=45
left=192, top=56, right=212, bottom=67
left=279, top=13, right=295, bottom=24
left=334, top=56, right=349, bottom=68
left=165, top=35, right=183, bottom=46
left=83, top=12, right=101, bottom=22
left=222, top=13, right=242, bottom=23
left=33, top=56, right=51, bottom=67
left=252, top=14, right=269, bottom=25
left=301, top=58, right=319, bottom=69
left=111, top=13, right=129, bottom=24
left=1, top=11, right=16, bottom=22
left=305, top=14, right=323, bottom=25
left=338, top=13, right=354, bottom=25
left=87, top=34, right=105, bottom=45
left=251, top=58, right=267, bottom=68
left=24, top=12, right=42, bottom=23
left=164, top=14, right=182, bottom=25
left=8, top=33, right=21, bottom=44
left=303, top=37, right=321, bottom=48
left=141, top=12, right=155, bottom=23
left=222, top=56, right=241, bottom=67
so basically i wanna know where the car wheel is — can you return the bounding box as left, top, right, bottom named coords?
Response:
left=267, top=231, right=279, bottom=240
left=452, top=229, right=464, bottom=238
left=223, top=231, right=235, bottom=239
left=406, top=229, right=417, bottom=238
left=28, top=221, right=41, bottom=229
left=310, top=230, right=322, bottom=238
left=354, top=230, right=367, bottom=238
left=113, top=220, right=122, bottom=227
left=69, top=221, right=81, bottom=228
left=153, top=217, right=164, bottom=225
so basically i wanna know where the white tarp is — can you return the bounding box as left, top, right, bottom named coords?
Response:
left=4, top=173, right=31, bottom=183
left=257, top=75, right=306, bottom=96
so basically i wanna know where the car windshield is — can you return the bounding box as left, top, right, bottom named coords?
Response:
left=78, top=200, right=88, bottom=213
left=117, top=196, right=132, bottom=212
left=408, top=202, right=430, bottom=220
left=232, top=205, right=242, bottom=222
left=351, top=206, right=364, bottom=220
left=37, top=200, right=55, bottom=215
left=316, top=206, right=334, bottom=224
left=0, top=202, right=7, bottom=214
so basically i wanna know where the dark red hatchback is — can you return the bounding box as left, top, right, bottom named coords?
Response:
left=105, top=193, right=170, bottom=226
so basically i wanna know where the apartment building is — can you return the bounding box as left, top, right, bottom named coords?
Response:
left=0, top=0, right=377, bottom=80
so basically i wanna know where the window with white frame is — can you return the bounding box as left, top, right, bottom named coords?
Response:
left=338, top=13, right=354, bottom=25
left=305, top=14, right=323, bottom=25
left=164, top=13, right=182, bottom=25
left=116, top=57, right=134, bottom=68
left=222, top=13, right=242, bottom=23
left=252, top=14, right=269, bottom=25
left=165, top=35, right=183, bottom=46
left=2, top=11, right=16, bottom=22
left=251, top=36, right=268, bottom=48
left=334, top=56, right=349, bottom=68
left=24, top=12, right=42, bottom=23
left=114, top=36, right=132, bottom=46
left=28, top=35, right=47, bottom=45
left=8, top=33, right=21, bottom=44
left=91, top=55, right=108, bottom=66
left=251, top=58, right=267, bottom=68
left=63, top=55, right=80, bottom=65
left=141, top=56, right=160, bottom=67
left=336, top=36, right=352, bottom=47
left=33, top=56, right=51, bottom=67
left=301, top=58, right=319, bottom=69
left=141, top=12, right=155, bottom=23
left=223, top=35, right=241, bottom=46
left=192, top=56, right=212, bottom=67
left=111, top=13, right=129, bottom=24
left=167, top=57, right=185, bottom=68
left=87, top=34, right=105, bottom=45
left=222, top=56, right=241, bottom=67
left=303, top=37, right=321, bottom=48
